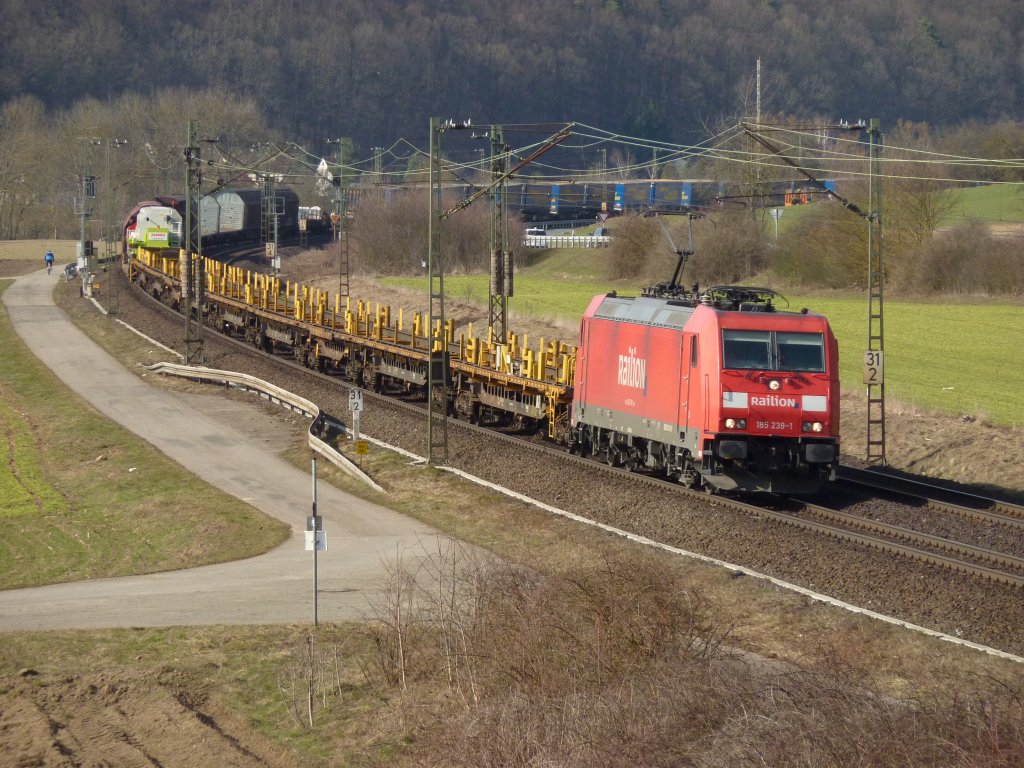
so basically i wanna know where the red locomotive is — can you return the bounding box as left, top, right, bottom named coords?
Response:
left=570, top=285, right=839, bottom=494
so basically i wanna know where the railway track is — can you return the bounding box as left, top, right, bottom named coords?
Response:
left=838, top=465, right=1024, bottom=525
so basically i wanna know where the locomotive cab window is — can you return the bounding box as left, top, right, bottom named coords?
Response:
left=776, top=331, right=825, bottom=372
left=722, top=330, right=771, bottom=370
left=722, top=329, right=825, bottom=373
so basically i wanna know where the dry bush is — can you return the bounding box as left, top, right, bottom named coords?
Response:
left=606, top=215, right=661, bottom=281
left=275, top=632, right=358, bottom=729
left=896, top=221, right=1024, bottom=296
left=363, top=541, right=734, bottom=766
left=351, top=190, right=428, bottom=274
left=771, top=201, right=868, bottom=288
left=605, top=212, right=772, bottom=288
left=360, top=539, right=1024, bottom=766
left=352, top=189, right=495, bottom=275
left=701, top=668, right=1024, bottom=767
left=687, top=212, right=771, bottom=287
left=361, top=535, right=495, bottom=694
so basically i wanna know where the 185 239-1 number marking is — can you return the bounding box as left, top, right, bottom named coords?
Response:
left=757, top=421, right=792, bottom=431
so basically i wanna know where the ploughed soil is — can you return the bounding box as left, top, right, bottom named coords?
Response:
left=0, top=668, right=295, bottom=768
left=2, top=246, right=1022, bottom=767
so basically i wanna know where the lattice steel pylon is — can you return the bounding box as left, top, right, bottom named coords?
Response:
left=260, top=174, right=283, bottom=273
left=487, top=126, right=512, bottom=344
left=182, top=120, right=205, bottom=365
left=426, top=117, right=448, bottom=465
left=865, top=119, right=887, bottom=465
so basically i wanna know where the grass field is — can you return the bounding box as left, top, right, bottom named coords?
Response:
left=787, top=293, right=1024, bottom=426
left=385, top=254, right=1024, bottom=427
left=760, top=181, right=1024, bottom=232
left=942, top=182, right=1024, bottom=224
left=0, top=279, right=288, bottom=589
left=0, top=239, right=82, bottom=263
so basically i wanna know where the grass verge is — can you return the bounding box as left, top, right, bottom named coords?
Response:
left=0, top=279, right=288, bottom=589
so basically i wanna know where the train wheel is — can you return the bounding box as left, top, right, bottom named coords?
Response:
left=606, top=447, right=619, bottom=467
left=680, top=463, right=698, bottom=489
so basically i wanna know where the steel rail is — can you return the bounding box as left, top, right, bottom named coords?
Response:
left=838, top=465, right=1024, bottom=529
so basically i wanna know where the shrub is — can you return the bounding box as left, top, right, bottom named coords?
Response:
left=771, top=202, right=868, bottom=289
left=897, top=221, right=1024, bottom=295
left=351, top=189, right=494, bottom=275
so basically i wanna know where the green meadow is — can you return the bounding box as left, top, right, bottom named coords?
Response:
left=942, top=182, right=1024, bottom=224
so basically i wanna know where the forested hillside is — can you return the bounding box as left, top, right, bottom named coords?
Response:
left=2, top=0, right=1023, bottom=295
left=3, top=0, right=1024, bottom=149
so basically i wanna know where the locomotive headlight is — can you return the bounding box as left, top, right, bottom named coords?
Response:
left=802, top=421, right=824, bottom=433
left=725, top=418, right=747, bottom=429
left=768, top=379, right=781, bottom=391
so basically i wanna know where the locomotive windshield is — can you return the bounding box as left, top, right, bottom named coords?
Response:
left=722, top=330, right=825, bottom=373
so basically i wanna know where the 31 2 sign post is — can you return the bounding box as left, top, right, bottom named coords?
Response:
left=348, top=388, right=363, bottom=442
left=863, top=350, right=884, bottom=385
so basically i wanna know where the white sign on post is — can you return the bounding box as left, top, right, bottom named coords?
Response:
left=349, top=388, right=363, bottom=443
left=305, top=529, right=328, bottom=551
left=863, top=350, right=884, bottom=385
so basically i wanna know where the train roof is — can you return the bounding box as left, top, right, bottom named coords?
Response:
left=585, top=288, right=826, bottom=331
left=585, top=294, right=697, bottom=330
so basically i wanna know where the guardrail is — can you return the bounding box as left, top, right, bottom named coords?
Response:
left=522, top=234, right=611, bottom=248
left=144, top=362, right=384, bottom=492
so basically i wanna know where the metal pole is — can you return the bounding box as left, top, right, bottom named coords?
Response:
left=183, top=121, right=205, bottom=365
left=79, top=175, right=87, bottom=294
left=312, top=454, right=319, bottom=627
left=865, top=119, right=887, bottom=465
left=427, top=117, right=448, bottom=465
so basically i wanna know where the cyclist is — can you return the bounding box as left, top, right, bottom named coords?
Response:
left=44, top=250, right=54, bottom=274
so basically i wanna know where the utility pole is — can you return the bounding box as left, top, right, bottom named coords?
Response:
left=487, top=126, right=512, bottom=344
left=427, top=117, right=449, bottom=465
left=92, top=137, right=128, bottom=262
left=183, top=120, right=205, bottom=365
left=74, top=171, right=96, bottom=294
left=865, top=119, right=887, bottom=466
left=327, top=138, right=349, bottom=298
left=260, top=173, right=283, bottom=273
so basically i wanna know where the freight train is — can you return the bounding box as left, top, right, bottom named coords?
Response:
left=122, top=187, right=317, bottom=259
left=126, top=245, right=839, bottom=494
left=435, top=178, right=836, bottom=222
